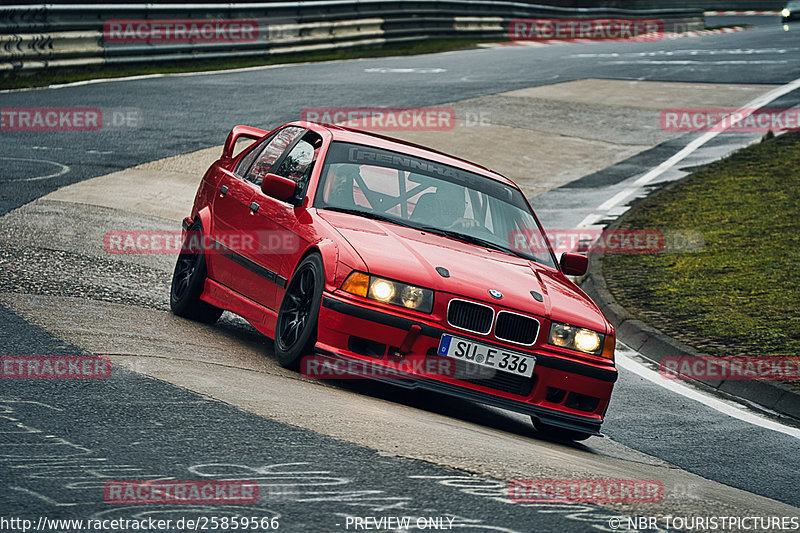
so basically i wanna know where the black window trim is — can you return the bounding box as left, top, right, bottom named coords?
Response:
left=269, top=128, right=311, bottom=181
left=234, top=126, right=309, bottom=183
left=234, top=130, right=276, bottom=179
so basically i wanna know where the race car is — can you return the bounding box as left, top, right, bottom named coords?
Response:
left=783, top=1, right=800, bottom=21
left=170, top=121, right=617, bottom=440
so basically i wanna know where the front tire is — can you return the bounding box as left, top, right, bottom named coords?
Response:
left=274, top=254, right=324, bottom=369
left=170, top=222, right=223, bottom=324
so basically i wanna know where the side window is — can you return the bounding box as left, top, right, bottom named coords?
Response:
left=235, top=132, right=274, bottom=179
left=273, top=131, right=323, bottom=202
left=274, top=140, right=313, bottom=180
left=241, top=126, right=305, bottom=187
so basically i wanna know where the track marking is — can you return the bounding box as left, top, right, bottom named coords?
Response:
left=572, top=48, right=793, bottom=57
left=635, top=77, right=800, bottom=187
left=0, top=60, right=323, bottom=94
left=363, top=67, right=446, bottom=73
left=596, top=188, right=637, bottom=211
left=601, top=60, right=789, bottom=65
left=586, top=76, right=800, bottom=218
left=587, top=76, right=800, bottom=434
left=576, top=213, right=602, bottom=228
left=616, top=345, right=800, bottom=440
left=0, top=157, right=70, bottom=182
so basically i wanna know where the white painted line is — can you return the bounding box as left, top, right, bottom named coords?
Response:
left=601, top=60, right=788, bottom=65
left=585, top=75, right=800, bottom=215
left=572, top=48, right=793, bottom=58
left=0, top=59, right=326, bottom=94
left=589, top=75, right=800, bottom=435
left=363, top=67, right=446, bottom=73
left=616, top=345, right=800, bottom=440
left=634, top=75, right=800, bottom=188
left=576, top=213, right=602, bottom=228
left=0, top=157, right=70, bottom=181
left=596, top=188, right=637, bottom=211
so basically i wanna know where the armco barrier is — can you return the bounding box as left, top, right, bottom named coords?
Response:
left=0, top=2, right=704, bottom=72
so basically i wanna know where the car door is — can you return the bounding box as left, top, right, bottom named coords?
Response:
left=229, top=126, right=309, bottom=309
left=206, top=165, right=256, bottom=297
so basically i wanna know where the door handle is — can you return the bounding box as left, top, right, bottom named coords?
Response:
left=219, top=185, right=229, bottom=196
left=249, top=202, right=260, bottom=213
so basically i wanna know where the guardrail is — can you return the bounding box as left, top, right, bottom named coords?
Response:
left=0, top=1, right=705, bottom=73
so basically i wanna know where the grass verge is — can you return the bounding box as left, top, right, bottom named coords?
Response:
left=603, top=132, right=800, bottom=359
left=1, top=38, right=498, bottom=90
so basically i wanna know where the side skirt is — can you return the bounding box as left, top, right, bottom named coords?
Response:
left=201, top=278, right=278, bottom=338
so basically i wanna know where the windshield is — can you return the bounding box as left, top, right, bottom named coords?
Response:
left=314, top=141, right=556, bottom=268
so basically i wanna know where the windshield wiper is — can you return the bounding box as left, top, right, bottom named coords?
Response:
left=322, top=206, right=420, bottom=230
left=414, top=225, right=531, bottom=259
left=322, top=207, right=536, bottom=261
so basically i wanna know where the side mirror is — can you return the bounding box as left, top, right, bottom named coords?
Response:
left=261, top=173, right=297, bottom=203
left=559, top=252, right=588, bottom=276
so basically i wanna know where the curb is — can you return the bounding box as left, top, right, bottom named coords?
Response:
left=579, top=189, right=800, bottom=422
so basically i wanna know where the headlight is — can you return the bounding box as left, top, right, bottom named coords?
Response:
left=341, top=272, right=434, bottom=313
left=370, top=279, right=395, bottom=301
left=548, top=322, right=605, bottom=356
left=782, top=8, right=791, bottom=16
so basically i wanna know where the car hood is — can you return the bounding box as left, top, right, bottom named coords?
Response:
left=319, top=211, right=609, bottom=333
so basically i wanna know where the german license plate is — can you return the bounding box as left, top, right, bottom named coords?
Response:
left=437, top=334, right=535, bottom=378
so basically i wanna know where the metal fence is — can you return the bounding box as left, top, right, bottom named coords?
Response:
left=1, top=1, right=705, bottom=73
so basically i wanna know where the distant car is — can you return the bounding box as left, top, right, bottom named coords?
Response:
left=783, top=1, right=800, bottom=21
left=170, top=121, right=617, bottom=440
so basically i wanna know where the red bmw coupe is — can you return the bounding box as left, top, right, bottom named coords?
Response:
left=171, top=121, right=617, bottom=440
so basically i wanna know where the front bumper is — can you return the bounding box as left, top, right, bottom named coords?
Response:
left=316, top=293, right=617, bottom=437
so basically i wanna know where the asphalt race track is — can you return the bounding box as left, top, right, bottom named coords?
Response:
left=2, top=14, right=800, bottom=533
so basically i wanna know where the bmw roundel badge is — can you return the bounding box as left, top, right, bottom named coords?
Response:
left=488, top=289, right=503, bottom=299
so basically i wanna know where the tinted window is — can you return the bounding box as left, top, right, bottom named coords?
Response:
left=274, top=131, right=323, bottom=203
left=241, top=126, right=305, bottom=187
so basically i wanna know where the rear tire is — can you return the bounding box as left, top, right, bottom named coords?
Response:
left=274, top=254, right=324, bottom=369
left=170, top=222, right=223, bottom=324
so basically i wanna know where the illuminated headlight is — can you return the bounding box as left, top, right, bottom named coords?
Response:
left=548, top=322, right=603, bottom=356
left=341, top=272, right=434, bottom=313
left=370, top=279, right=395, bottom=301
left=782, top=8, right=791, bottom=17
